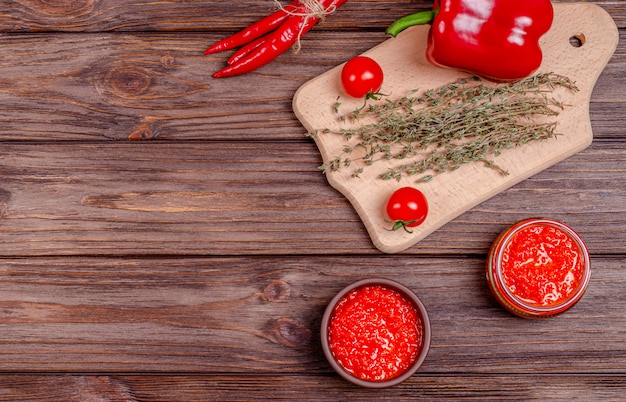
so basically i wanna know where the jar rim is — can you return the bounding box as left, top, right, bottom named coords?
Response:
left=489, top=218, right=591, bottom=316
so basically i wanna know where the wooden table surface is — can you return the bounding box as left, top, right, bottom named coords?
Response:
left=0, top=0, right=624, bottom=400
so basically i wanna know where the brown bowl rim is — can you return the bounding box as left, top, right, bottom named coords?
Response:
left=320, top=277, right=431, bottom=388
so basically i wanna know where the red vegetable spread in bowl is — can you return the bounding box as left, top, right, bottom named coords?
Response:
left=487, top=218, right=591, bottom=318
left=321, top=278, right=431, bottom=388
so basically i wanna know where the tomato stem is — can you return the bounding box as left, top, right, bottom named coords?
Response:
left=389, top=220, right=418, bottom=234
left=351, top=90, right=389, bottom=116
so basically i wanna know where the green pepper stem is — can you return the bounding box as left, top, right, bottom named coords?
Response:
left=386, top=9, right=439, bottom=37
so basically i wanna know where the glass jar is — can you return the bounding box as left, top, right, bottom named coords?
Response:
left=486, top=218, right=591, bottom=318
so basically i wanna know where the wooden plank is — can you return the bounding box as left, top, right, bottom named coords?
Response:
left=0, top=0, right=430, bottom=32
left=0, top=142, right=625, bottom=256
left=0, top=256, right=623, bottom=372
left=0, top=31, right=365, bottom=142
left=0, top=374, right=624, bottom=401
left=0, top=32, right=300, bottom=142
left=0, top=30, right=621, bottom=142
left=0, top=1, right=623, bottom=32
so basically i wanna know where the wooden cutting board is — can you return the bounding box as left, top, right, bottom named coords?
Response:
left=293, top=3, right=618, bottom=254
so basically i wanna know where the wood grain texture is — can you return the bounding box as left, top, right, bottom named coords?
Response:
left=0, top=1, right=624, bottom=32
left=0, top=0, right=623, bottom=399
left=0, top=142, right=625, bottom=255
left=0, top=256, right=623, bottom=373
left=0, top=31, right=358, bottom=142
left=0, top=33, right=622, bottom=142
left=0, top=374, right=624, bottom=401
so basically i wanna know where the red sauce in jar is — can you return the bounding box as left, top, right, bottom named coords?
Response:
left=487, top=218, right=591, bottom=318
left=327, top=285, right=423, bottom=382
left=501, top=223, right=583, bottom=306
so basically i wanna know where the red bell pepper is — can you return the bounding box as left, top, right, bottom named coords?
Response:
left=387, top=0, right=554, bottom=82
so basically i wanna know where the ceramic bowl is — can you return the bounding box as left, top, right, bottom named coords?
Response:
left=320, top=278, right=431, bottom=388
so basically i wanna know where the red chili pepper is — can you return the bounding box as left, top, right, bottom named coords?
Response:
left=227, top=35, right=268, bottom=65
left=208, top=0, right=347, bottom=78
left=386, top=0, right=554, bottom=82
left=212, top=10, right=315, bottom=78
left=204, top=0, right=299, bottom=55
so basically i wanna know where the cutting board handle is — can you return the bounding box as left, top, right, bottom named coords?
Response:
left=543, top=3, right=619, bottom=94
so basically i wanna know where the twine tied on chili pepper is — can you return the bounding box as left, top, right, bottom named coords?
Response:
left=273, top=0, right=338, bottom=53
left=206, top=0, right=347, bottom=78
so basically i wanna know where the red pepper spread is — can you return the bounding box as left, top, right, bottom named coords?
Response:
left=501, top=223, right=584, bottom=307
left=327, top=285, right=423, bottom=382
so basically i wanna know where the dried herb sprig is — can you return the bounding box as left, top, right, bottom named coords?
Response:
left=310, top=73, right=578, bottom=182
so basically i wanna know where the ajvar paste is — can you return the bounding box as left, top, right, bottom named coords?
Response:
left=501, top=222, right=584, bottom=306
left=327, top=285, right=423, bottom=382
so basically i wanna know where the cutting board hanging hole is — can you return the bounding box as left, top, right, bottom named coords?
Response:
left=570, top=34, right=586, bottom=48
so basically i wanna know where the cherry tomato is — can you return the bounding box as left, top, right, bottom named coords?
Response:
left=386, top=187, right=429, bottom=233
left=340, top=56, right=384, bottom=98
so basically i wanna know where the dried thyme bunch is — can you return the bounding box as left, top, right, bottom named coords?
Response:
left=309, top=73, right=578, bottom=182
